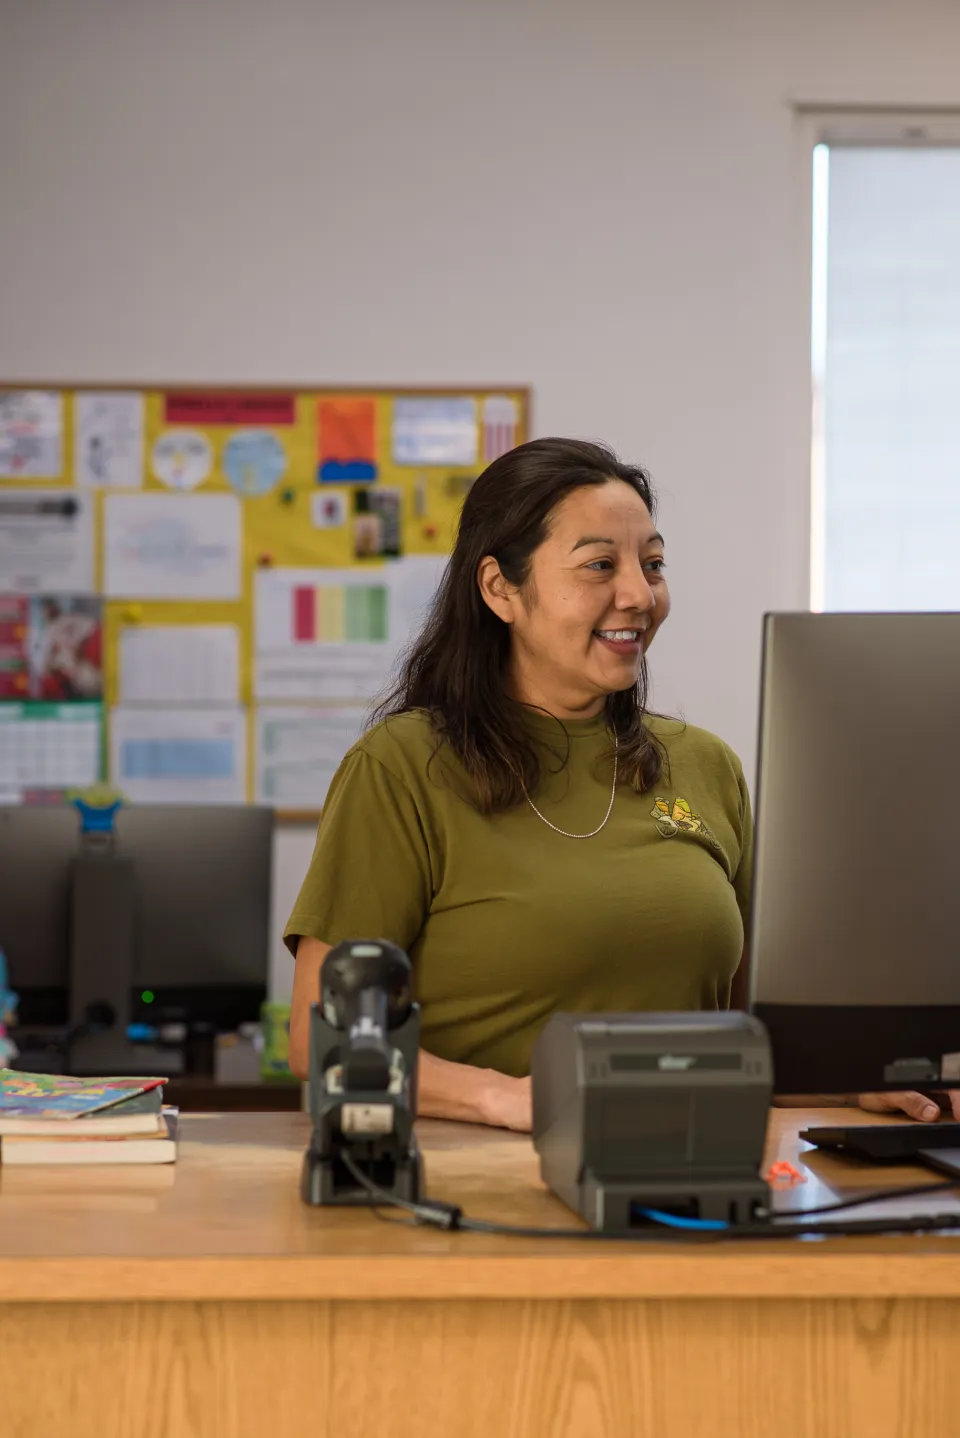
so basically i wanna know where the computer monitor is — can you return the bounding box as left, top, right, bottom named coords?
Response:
left=749, top=613, right=960, bottom=1095
left=0, top=804, right=273, bottom=1035
left=0, top=807, right=77, bottom=1025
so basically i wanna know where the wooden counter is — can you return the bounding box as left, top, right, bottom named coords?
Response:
left=0, top=1107, right=958, bottom=1438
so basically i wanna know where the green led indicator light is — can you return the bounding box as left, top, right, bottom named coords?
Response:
left=141, top=990, right=155, bottom=1004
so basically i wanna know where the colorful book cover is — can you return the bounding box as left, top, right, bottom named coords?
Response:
left=0, top=1070, right=166, bottom=1120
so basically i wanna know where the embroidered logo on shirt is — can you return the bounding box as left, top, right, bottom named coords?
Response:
left=650, top=796, right=721, bottom=849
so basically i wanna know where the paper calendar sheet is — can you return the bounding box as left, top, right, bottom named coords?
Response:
left=118, top=625, right=240, bottom=704
left=0, top=702, right=102, bottom=801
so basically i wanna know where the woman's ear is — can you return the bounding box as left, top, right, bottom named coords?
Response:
left=477, top=555, right=516, bottom=624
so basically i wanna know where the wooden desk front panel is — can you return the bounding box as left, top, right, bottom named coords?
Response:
left=0, top=1293, right=955, bottom=1438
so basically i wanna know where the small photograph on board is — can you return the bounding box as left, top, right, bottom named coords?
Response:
left=28, top=596, right=103, bottom=701
left=311, top=491, right=347, bottom=529
left=352, top=488, right=402, bottom=559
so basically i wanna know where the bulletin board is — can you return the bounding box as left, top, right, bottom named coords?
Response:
left=0, top=384, right=530, bottom=820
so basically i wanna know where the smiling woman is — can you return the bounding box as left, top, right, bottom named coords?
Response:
left=283, top=438, right=760, bottom=1131
left=284, top=446, right=955, bottom=1132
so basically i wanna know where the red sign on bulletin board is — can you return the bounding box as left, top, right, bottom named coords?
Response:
left=164, top=392, right=296, bottom=426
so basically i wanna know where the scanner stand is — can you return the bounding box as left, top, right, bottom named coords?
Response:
left=301, top=1138, right=424, bottom=1207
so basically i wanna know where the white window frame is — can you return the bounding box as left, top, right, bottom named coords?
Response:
left=795, top=108, right=960, bottom=611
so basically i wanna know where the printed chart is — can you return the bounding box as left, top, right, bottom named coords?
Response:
left=255, top=706, right=365, bottom=808
left=291, top=583, right=388, bottom=644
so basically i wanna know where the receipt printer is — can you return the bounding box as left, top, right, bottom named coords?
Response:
left=531, top=1012, right=773, bottom=1233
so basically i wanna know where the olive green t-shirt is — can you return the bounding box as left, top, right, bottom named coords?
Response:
left=284, top=708, right=753, bottom=1078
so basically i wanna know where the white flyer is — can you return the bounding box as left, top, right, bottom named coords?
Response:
left=388, top=552, right=449, bottom=641
left=254, top=555, right=446, bottom=702
left=0, top=488, right=95, bottom=594
left=109, top=705, right=247, bottom=804
left=0, top=390, right=63, bottom=478
left=392, top=398, right=478, bottom=466
left=103, top=492, right=242, bottom=599
left=119, top=624, right=240, bottom=704
left=255, top=705, right=366, bottom=808
left=74, top=391, right=145, bottom=488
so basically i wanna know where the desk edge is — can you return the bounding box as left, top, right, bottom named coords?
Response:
left=3, top=1250, right=960, bottom=1303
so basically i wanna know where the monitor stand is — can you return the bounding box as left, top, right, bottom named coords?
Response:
left=67, top=842, right=181, bottom=1077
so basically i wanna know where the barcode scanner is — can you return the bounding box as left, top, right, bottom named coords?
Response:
left=301, top=939, right=423, bottom=1207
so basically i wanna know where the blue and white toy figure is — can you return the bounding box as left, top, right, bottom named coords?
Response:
left=68, top=782, right=125, bottom=837
left=0, top=947, right=20, bottom=1067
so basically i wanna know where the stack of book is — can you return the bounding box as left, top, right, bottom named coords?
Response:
left=0, top=1070, right=178, bottom=1166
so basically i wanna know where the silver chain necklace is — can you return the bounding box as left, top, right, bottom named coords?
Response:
left=523, top=732, right=618, bottom=839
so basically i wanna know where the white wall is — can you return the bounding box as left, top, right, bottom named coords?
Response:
left=4, top=0, right=960, bottom=998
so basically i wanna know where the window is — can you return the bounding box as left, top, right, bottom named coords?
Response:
left=810, top=124, right=960, bottom=611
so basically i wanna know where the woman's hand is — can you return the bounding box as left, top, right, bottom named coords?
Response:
left=859, top=1090, right=960, bottom=1122
left=480, top=1073, right=533, bottom=1132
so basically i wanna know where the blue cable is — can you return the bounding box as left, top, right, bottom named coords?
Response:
left=635, top=1207, right=729, bottom=1232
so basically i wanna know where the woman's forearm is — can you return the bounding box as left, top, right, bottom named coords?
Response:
left=417, top=1048, right=531, bottom=1129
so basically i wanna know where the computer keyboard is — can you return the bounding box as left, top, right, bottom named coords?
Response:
left=800, top=1121, right=960, bottom=1162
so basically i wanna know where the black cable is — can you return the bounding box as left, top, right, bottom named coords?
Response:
left=339, top=1151, right=960, bottom=1242
left=342, top=1152, right=628, bottom=1237
left=766, top=1177, right=960, bottom=1220
left=730, top=1213, right=960, bottom=1240
left=340, top=1151, right=466, bottom=1230
left=453, top=1209, right=960, bottom=1240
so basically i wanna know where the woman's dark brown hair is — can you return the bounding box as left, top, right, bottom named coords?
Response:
left=372, top=436, right=667, bottom=812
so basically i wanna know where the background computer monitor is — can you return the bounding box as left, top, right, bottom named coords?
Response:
left=0, top=807, right=76, bottom=1025
left=750, top=612, right=960, bottom=1095
left=0, top=804, right=273, bottom=1031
